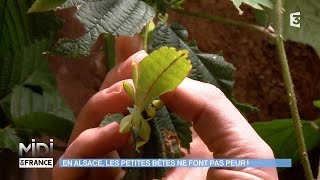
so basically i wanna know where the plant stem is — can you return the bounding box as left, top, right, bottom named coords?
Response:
left=170, top=8, right=275, bottom=39
left=143, top=21, right=151, bottom=51
left=104, top=34, right=116, bottom=71
left=274, top=0, right=313, bottom=179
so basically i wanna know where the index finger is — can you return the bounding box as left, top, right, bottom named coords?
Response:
left=69, top=80, right=133, bottom=144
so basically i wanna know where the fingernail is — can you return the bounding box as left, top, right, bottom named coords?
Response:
left=104, top=84, right=123, bottom=94
left=116, top=50, right=146, bottom=73
left=132, top=50, right=147, bottom=63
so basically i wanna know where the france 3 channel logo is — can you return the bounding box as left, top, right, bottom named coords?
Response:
left=18, top=139, right=54, bottom=168
left=289, top=12, right=300, bottom=28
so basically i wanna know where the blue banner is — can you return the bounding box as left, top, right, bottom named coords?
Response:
left=58, top=159, right=291, bottom=168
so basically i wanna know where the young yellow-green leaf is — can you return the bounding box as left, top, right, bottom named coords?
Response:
left=123, top=81, right=135, bottom=98
left=152, top=100, right=164, bottom=110
left=313, top=100, right=320, bottom=109
left=135, top=47, right=191, bottom=110
left=28, top=0, right=66, bottom=13
left=119, top=114, right=133, bottom=133
left=146, top=106, right=156, bottom=118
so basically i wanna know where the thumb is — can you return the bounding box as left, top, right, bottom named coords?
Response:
left=161, top=78, right=278, bottom=180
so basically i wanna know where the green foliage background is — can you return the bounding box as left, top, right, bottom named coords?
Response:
left=0, top=0, right=74, bottom=153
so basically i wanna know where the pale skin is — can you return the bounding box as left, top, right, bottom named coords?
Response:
left=53, top=50, right=279, bottom=180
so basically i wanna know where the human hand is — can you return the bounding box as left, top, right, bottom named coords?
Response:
left=53, top=50, right=278, bottom=180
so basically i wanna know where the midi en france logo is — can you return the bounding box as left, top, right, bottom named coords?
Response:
left=18, top=139, right=54, bottom=168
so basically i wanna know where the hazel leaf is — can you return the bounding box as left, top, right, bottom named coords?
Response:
left=100, top=113, right=124, bottom=127
left=53, top=0, right=155, bottom=57
left=230, top=0, right=273, bottom=15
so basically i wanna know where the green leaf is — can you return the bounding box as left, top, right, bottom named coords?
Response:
left=10, top=86, right=74, bottom=141
left=314, top=100, right=320, bottom=109
left=282, top=0, right=320, bottom=57
left=53, top=0, right=156, bottom=57
left=150, top=22, right=257, bottom=113
left=0, top=39, right=74, bottom=141
left=100, top=113, right=124, bottom=127
left=0, top=0, right=62, bottom=56
left=150, top=106, right=182, bottom=158
left=0, top=127, right=21, bottom=152
left=256, top=0, right=320, bottom=57
left=0, top=0, right=71, bottom=147
left=0, top=0, right=31, bottom=53
left=252, top=119, right=320, bottom=164
left=28, top=0, right=66, bottom=13
left=14, top=113, right=73, bottom=141
left=135, top=46, right=192, bottom=110
left=0, top=39, right=56, bottom=99
left=230, top=0, right=273, bottom=15
left=0, top=94, right=12, bottom=120
left=0, top=1, right=61, bottom=98
left=170, top=113, right=192, bottom=150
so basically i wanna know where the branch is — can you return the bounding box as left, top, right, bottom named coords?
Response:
left=170, top=8, right=275, bottom=39
left=143, top=21, right=151, bottom=51
left=274, top=0, right=314, bottom=179
left=104, top=34, right=116, bottom=71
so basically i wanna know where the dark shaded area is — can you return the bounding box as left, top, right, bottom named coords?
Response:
left=23, top=85, right=43, bottom=95
left=0, top=150, right=25, bottom=180
left=279, top=146, right=320, bottom=179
